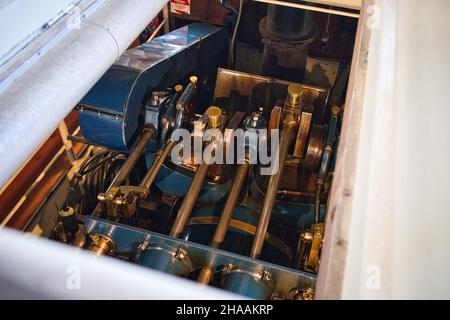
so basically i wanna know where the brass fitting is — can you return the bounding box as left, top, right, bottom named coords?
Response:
left=198, top=266, right=215, bottom=285
left=282, top=84, right=304, bottom=129
left=332, top=106, right=341, bottom=117
left=206, top=106, right=222, bottom=129
left=289, top=287, right=315, bottom=300
left=87, top=233, right=116, bottom=256
left=190, top=76, right=198, bottom=86
left=175, top=84, right=183, bottom=93
left=286, top=84, right=304, bottom=108
left=283, top=113, right=298, bottom=129
left=301, top=288, right=315, bottom=300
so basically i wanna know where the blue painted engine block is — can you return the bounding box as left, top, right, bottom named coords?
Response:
left=78, top=23, right=227, bottom=151
left=69, top=23, right=338, bottom=300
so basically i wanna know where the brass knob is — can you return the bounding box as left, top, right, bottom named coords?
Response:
left=175, top=84, right=183, bottom=93
left=206, top=106, right=222, bottom=129
left=190, top=76, right=198, bottom=86
left=332, top=106, right=341, bottom=117
left=287, top=84, right=304, bottom=107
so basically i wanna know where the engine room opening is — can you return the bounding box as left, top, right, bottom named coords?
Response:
left=2, top=1, right=360, bottom=300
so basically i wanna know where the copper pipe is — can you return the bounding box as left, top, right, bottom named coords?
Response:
left=278, top=190, right=316, bottom=198
left=146, top=19, right=166, bottom=43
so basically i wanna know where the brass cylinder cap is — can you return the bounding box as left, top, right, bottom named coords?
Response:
left=175, top=84, right=183, bottom=93
left=287, top=84, right=304, bottom=106
left=206, top=106, right=222, bottom=129
left=190, top=76, right=198, bottom=86
left=332, top=106, right=341, bottom=117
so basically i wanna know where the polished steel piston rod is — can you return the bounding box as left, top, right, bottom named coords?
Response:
left=170, top=162, right=210, bottom=237
left=111, top=126, right=156, bottom=188
left=140, top=140, right=176, bottom=194
left=73, top=126, right=156, bottom=247
left=211, top=160, right=250, bottom=248
left=198, top=159, right=251, bottom=284
left=93, top=125, right=156, bottom=217
left=169, top=106, right=223, bottom=238
left=94, top=140, right=177, bottom=221
left=250, top=85, right=303, bottom=259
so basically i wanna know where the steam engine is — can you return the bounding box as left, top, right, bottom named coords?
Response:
left=52, top=23, right=341, bottom=300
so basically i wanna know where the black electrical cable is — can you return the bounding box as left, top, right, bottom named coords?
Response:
left=79, top=152, right=123, bottom=176
left=74, top=151, right=132, bottom=215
